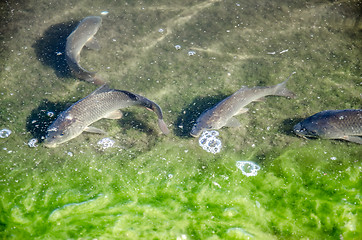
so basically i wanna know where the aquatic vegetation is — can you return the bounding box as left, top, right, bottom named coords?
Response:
left=0, top=129, right=12, bottom=138
left=198, top=130, right=222, bottom=154
left=236, top=160, right=261, bottom=177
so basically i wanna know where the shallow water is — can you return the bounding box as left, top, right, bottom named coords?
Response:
left=0, top=0, right=361, bottom=239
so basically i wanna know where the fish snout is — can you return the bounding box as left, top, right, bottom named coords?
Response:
left=190, top=125, right=202, bottom=138
left=293, top=123, right=302, bottom=134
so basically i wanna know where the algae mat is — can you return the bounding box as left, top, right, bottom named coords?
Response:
left=0, top=0, right=361, bottom=239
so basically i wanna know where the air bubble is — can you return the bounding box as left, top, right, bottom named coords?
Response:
left=97, top=137, right=115, bottom=150
left=28, top=138, right=38, bottom=148
left=198, top=130, right=222, bottom=154
left=188, top=51, right=196, bottom=56
left=0, top=129, right=12, bottom=138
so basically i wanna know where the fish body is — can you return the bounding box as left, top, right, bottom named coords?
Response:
left=293, top=109, right=362, bottom=144
left=44, top=85, right=169, bottom=147
left=190, top=73, right=295, bottom=137
left=66, top=16, right=105, bottom=85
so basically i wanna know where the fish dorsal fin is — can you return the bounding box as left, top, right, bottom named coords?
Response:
left=90, top=84, right=111, bottom=96
left=84, top=126, right=107, bottom=134
left=85, top=37, right=101, bottom=50
left=104, top=110, right=123, bottom=119
left=225, top=117, right=241, bottom=128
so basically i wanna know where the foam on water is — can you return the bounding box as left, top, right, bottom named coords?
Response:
left=28, top=138, right=38, bottom=148
left=97, top=137, right=115, bottom=150
left=198, top=130, right=222, bottom=154
left=0, top=129, right=12, bottom=138
left=236, top=161, right=261, bottom=177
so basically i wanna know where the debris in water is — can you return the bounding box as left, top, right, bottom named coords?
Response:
left=0, top=129, right=12, bottom=138
left=97, top=137, right=115, bottom=150
left=28, top=138, right=38, bottom=148
left=236, top=161, right=261, bottom=177
left=47, top=111, right=54, bottom=117
left=198, top=130, right=222, bottom=154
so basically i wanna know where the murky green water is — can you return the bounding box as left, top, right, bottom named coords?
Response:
left=0, top=0, right=361, bottom=239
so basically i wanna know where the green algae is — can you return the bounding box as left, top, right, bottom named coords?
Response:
left=1, top=0, right=361, bottom=239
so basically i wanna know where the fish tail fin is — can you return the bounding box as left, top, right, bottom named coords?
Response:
left=274, top=71, right=296, bottom=98
left=158, top=119, right=170, bottom=135
left=147, top=101, right=170, bottom=135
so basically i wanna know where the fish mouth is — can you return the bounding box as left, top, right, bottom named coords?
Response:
left=43, top=139, right=58, bottom=148
left=293, top=123, right=307, bottom=138
left=190, top=127, right=202, bottom=138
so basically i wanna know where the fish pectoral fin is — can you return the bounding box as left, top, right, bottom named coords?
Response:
left=84, top=126, right=107, bottom=134
left=344, top=135, right=362, bottom=144
left=104, top=110, right=123, bottom=119
left=236, top=108, right=249, bottom=115
left=225, top=117, right=241, bottom=128
left=85, top=37, right=101, bottom=50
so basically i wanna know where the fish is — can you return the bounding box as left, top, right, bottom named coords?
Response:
left=190, top=72, right=296, bottom=137
left=66, top=16, right=105, bottom=85
left=44, top=85, right=169, bottom=148
left=293, top=109, right=362, bottom=144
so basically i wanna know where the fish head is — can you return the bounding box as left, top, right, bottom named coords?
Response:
left=190, top=116, right=214, bottom=137
left=43, top=113, right=81, bottom=148
left=293, top=121, right=323, bottom=139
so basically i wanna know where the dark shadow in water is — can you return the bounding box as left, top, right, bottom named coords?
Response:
left=118, top=111, right=157, bottom=135
left=32, top=20, right=78, bottom=78
left=280, top=117, right=304, bottom=136
left=174, top=94, right=229, bottom=138
left=26, top=100, right=69, bottom=142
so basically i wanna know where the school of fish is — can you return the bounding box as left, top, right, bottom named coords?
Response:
left=40, top=16, right=361, bottom=147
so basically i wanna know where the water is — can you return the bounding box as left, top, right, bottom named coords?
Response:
left=0, top=0, right=361, bottom=239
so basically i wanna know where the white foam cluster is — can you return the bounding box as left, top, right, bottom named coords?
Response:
left=198, top=130, right=222, bottom=154
left=236, top=161, right=261, bottom=177
left=28, top=138, right=38, bottom=148
left=97, top=137, right=115, bottom=150
left=0, top=129, right=12, bottom=138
